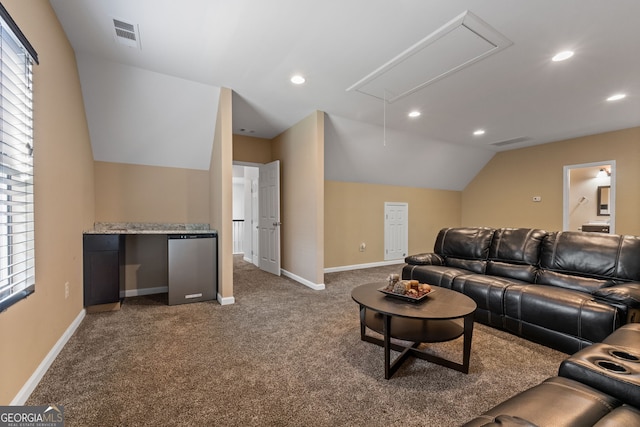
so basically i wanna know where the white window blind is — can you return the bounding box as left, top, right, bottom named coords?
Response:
left=0, top=4, right=38, bottom=312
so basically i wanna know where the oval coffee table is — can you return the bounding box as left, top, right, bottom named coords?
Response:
left=351, top=282, right=477, bottom=379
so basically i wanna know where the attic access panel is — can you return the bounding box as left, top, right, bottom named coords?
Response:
left=347, top=11, right=513, bottom=103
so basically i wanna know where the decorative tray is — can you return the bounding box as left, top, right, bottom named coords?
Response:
left=378, top=287, right=436, bottom=303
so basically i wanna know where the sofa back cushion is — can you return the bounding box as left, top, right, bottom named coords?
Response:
left=538, top=231, right=640, bottom=293
left=489, top=228, right=547, bottom=264
left=434, top=227, right=495, bottom=274
left=486, top=228, right=547, bottom=282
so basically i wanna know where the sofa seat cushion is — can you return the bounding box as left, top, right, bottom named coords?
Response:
left=503, top=285, right=621, bottom=345
left=462, top=376, right=622, bottom=427
left=446, top=257, right=488, bottom=274
left=487, top=261, right=539, bottom=283
left=401, top=264, right=470, bottom=289
left=593, top=405, right=640, bottom=427
left=451, top=274, right=527, bottom=328
left=594, top=283, right=640, bottom=309
left=537, top=269, right=615, bottom=294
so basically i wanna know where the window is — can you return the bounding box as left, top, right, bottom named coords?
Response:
left=0, top=4, right=38, bottom=312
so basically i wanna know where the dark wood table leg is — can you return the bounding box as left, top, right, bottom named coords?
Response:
left=383, top=314, right=391, bottom=379
left=359, top=305, right=366, bottom=339
left=461, top=313, right=474, bottom=374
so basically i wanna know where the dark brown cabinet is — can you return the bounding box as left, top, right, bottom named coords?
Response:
left=83, top=234, right=124, bottom=306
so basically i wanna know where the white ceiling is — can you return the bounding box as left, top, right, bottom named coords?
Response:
left=49, top=0, right=640, bottom=187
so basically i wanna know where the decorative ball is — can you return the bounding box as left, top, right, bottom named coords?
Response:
left=392, top=282, right=407, bottom=294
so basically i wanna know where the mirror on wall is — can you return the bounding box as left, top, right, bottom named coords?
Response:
left=597, top=186, right=610, bottom=216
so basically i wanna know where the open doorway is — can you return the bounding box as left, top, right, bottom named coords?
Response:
left=563, top=161, right=615, bottom=233
left=232, top=161, right=282, bottom=275
left=233, top=163, right=259, bottom=266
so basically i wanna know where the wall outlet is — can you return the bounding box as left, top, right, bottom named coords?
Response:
left=64, top=282, right=70, bottom=299
left=359, top=242, right=366, bottom=252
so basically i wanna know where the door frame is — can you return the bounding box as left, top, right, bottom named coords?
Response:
left=234, top=161, right=262, bottom=265
left=563, top=160, right=616, bottom=233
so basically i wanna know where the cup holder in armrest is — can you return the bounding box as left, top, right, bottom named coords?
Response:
left=609, top=349, right=640, bottom=362
left=595, top=359, right=630, bottom=374
left=559, top=343, right=640, bottom=408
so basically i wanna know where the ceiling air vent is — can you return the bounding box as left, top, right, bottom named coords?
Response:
left=490, top=136, right=531, bottom=147
left=112, top=18, right=140, bottom=49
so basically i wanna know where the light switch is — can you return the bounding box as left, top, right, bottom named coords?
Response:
left=532, top=196, right=542, bottom=202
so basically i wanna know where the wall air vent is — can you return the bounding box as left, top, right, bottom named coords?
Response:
left=490, top=136, right=531, bottom=147
left=112, top=18, right=141, bottom=49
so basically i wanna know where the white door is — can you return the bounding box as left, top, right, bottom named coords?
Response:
left=251, top=177, right=259, bottom=266
left=384, top=202, right=408, bottom=261
left=258, top=160, right=281, bottom=275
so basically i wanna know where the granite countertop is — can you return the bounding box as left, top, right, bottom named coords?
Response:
left=84, top=222, right=217, bottom=235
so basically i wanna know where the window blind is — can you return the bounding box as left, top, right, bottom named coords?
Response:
left=0, top=4, right=37, bottom=312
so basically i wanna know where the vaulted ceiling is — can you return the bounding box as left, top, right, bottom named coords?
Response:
left=49, top=0, right=640, bottom=189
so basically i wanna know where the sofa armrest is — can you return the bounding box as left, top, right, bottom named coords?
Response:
left=404, top=253, right=444, bottom=266
left=593, top=283, right=640, bottom=309
left=559, top=342, right=640, bottom=408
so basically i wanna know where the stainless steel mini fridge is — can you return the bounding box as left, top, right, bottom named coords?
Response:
left=167, top=233, right=217, bottom=305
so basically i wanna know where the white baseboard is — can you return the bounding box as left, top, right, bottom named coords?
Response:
left=217, top=293, right=235, bottom=305
left=11, top=308, right=86, bottom=405
left=324, top=259, right=405, bottom=273
left=282, top=269, right=325, bottom=290
left=121, top=286, right=168, bottom=298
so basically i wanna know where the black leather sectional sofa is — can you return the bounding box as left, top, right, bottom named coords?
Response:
left=463, top=323, right=640, bottom=426
left=402, top=227, right=640, bottom=354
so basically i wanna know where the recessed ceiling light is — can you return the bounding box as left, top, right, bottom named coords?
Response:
left=473, top=129, right=485, bottom=136
left=552, top=50, right=574, bottom=62
left=606, top=93, right=626, bottom=102
left=408, top=111, right=421, bottom=118
left=290, top=75, right=306, bottom=85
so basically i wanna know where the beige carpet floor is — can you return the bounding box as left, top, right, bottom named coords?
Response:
left=26, top=256, right=567, bottom=426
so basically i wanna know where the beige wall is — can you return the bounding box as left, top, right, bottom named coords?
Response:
left=272, top=111, right=324, bottom=285
left=94, top=161, right=210, bottom=224
left=94, top=162, right=211, bottom=292
left=233, top=134, right=272, bottom=164
left=210, top=88, right=234, bottom=299
left=0, top=1, right=95, bottom=404
left=462, top=127, right=640, bottom=235
left=324, top=181, right=461, bottom=268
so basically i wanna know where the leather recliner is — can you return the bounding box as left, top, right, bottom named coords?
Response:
left=402, top=227, right=640, bottom=354
left=462, top=323, right=640, bottom=426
